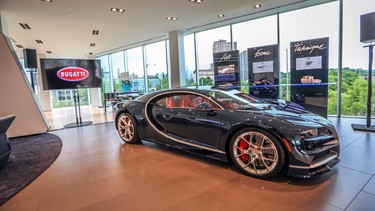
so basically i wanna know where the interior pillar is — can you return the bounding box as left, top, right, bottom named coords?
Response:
left=168, top=31, right=186, bottom=88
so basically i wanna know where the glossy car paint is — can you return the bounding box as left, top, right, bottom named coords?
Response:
left=115, top=88, right=340, bottom=178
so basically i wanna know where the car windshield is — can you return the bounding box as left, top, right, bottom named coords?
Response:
left=208, top=90, right=270, bottom=110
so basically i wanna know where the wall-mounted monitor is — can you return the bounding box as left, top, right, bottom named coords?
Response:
left=40, top=59, right=102, bottom=90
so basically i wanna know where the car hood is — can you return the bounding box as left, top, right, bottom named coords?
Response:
left=263, top=107, right=332, bottom=128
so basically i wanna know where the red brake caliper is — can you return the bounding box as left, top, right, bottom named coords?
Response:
left=239, top=140, right=249, bottom=162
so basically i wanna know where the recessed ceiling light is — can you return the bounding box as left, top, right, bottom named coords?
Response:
left=254, top=4, right=261, bottom=9
left=40, top=0, right=52, bottom=2
left=166, top=16, right=178, bottom=21
left=46, top=51, right=52, bottom=54
left=90, top=43, right=96, bottom=47
left=110, top=7, right=125, bottom=13
left=89, top=52, right=94, bottom=55
left=35, top=40, right=43, bottom=44
left=92, top=30, right=99, bottom=35
left=16, top=45, right=24, bottom=48
left=188, top=0, right=203, bottom=4
left=218, top=14, right=225, bottom=18
left=19, top=23, right=31, bottom=30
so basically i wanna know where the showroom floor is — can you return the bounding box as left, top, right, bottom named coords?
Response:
left=1, top=117, right=375, bottom=210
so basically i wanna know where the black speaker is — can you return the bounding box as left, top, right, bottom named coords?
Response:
left=360, top=12, right=375, bottom=43
left=23, top=48, right=38, bottom=68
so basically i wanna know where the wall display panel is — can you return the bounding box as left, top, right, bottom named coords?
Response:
left=213, top=50, right=240, bottom=86
left=248, top=44, right=279, bottom=99
left=40, top=59, right=102, bottom=90
left=232, top=16, right=278, bottom=93
left=290, top=37, right=329, bottom=117
left=279, top=2, right=338, bottom=115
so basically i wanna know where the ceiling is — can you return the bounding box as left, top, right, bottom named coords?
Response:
left=0, top=0, right=323, bottom=59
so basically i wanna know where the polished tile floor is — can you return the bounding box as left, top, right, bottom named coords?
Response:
left=1, top=117, right=375, bottom=210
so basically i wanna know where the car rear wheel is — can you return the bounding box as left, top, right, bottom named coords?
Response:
left=229, top=128, right=285, bottom=179
left=117, top=113, right=139, bottom=144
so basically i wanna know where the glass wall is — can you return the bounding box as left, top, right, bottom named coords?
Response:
left=342, top=0, right=375, bottom=116
left=109, top=51, right=125, bottom=92
left=126, top=47, right=146, bottom=92
left=98, top=55, right=111, bottom=93
left=184, top=34, right=196, bottom=86
left=144, top=41, right=168, bottom=91
left=196, top=26, right=231, bottom=85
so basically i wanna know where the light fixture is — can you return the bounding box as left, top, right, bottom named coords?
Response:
left=110, top=7, right=125, bottom=13
left=90, top=43, right=96, bottom=47
left=46, top=51, right=52, bottom=54
left=218, top=14, right=225, bottom=18
left=19, top=23, right=31, bottom=30
left=89, top=52, right=93, bottom=55
left=35, top=40, right=43, bottom=44
left=92, top=30, right=99, bottom=35
left=16, top=45, right=24, bottom=48
left=40, top=0, right=52, bottom=2
left=254, top=4, right=261, bottom=9
left=188, top=0, right=203, bottom=4
left=166, top=16, right=178, bottom=21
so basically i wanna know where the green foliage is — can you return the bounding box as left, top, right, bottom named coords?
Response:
left=199, top=76, right=213, bottom=85
left=156, top=78, right=169, bottom=90
left=186, top=78, right=196, bottom=86
left=328, top=68, right=373, bottom=116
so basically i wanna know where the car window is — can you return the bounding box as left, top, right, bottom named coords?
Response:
left=208, top=90, right=265, bottom=110
left=154, top=93, right=220, bottom=109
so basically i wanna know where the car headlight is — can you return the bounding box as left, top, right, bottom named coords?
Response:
left=300, top=128, right=318, bottom=137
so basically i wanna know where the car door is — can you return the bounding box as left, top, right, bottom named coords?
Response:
left=151, top=92, right=223, bottom=150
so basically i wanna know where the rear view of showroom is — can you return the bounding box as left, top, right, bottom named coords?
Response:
left=1, top=0, right=375, bottom=210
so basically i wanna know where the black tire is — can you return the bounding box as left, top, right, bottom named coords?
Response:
left=229, top=128, right=285, bottom=179
left=117, top=113, right=139, bottom=144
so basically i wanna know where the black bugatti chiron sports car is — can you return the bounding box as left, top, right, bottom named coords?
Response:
left=114, top=87, right=340, bottom=179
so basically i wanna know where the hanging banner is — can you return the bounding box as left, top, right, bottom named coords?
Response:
left=290, top=37, right=329, bottom=117
left=248, top=44, right=279, bottom=99
left=213, top=50, right=240, bottom=86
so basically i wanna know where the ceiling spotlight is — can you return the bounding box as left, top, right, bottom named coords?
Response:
left=111, top=7, right=125, bottom=13
left=90, top=43, right=96, bottom=47
left=40, top=0, right=52, bottom=2
left=92, top=30, right=99, bottom=35
left=188, top=0, right=203, bottom=3
left=89, top=52, right=94, bottom=55
left=218, top=14, right=225, bottom=18
left=254, top=4, right=261, bottom=9
left=35, top=40, right=44, bottom=44
left=46, top=51, right=52, bottom=54
left=166, top=16, right=178, bottom=21
left=16, top=45, right=24, bottom=48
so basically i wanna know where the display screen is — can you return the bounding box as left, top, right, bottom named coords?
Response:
left=40, top=59, right=102, bottom=90
left=252, top=60, right=274, bottom=73
left=215, top=64, right=236, bottom=82
left=296, top=56, right=322, bottom=70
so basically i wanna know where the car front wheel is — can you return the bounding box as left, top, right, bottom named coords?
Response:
left=117, top=113, right=139, bottom=144
left=229, top=128, right=285, bottom=179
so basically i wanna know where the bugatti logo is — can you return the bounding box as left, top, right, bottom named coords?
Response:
left=57, top=67, right=89, bottom=82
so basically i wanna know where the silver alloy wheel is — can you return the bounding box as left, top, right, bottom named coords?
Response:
left=118, top=115, right=135, bottom=142
left=232, top=131, right=278, bottom=176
